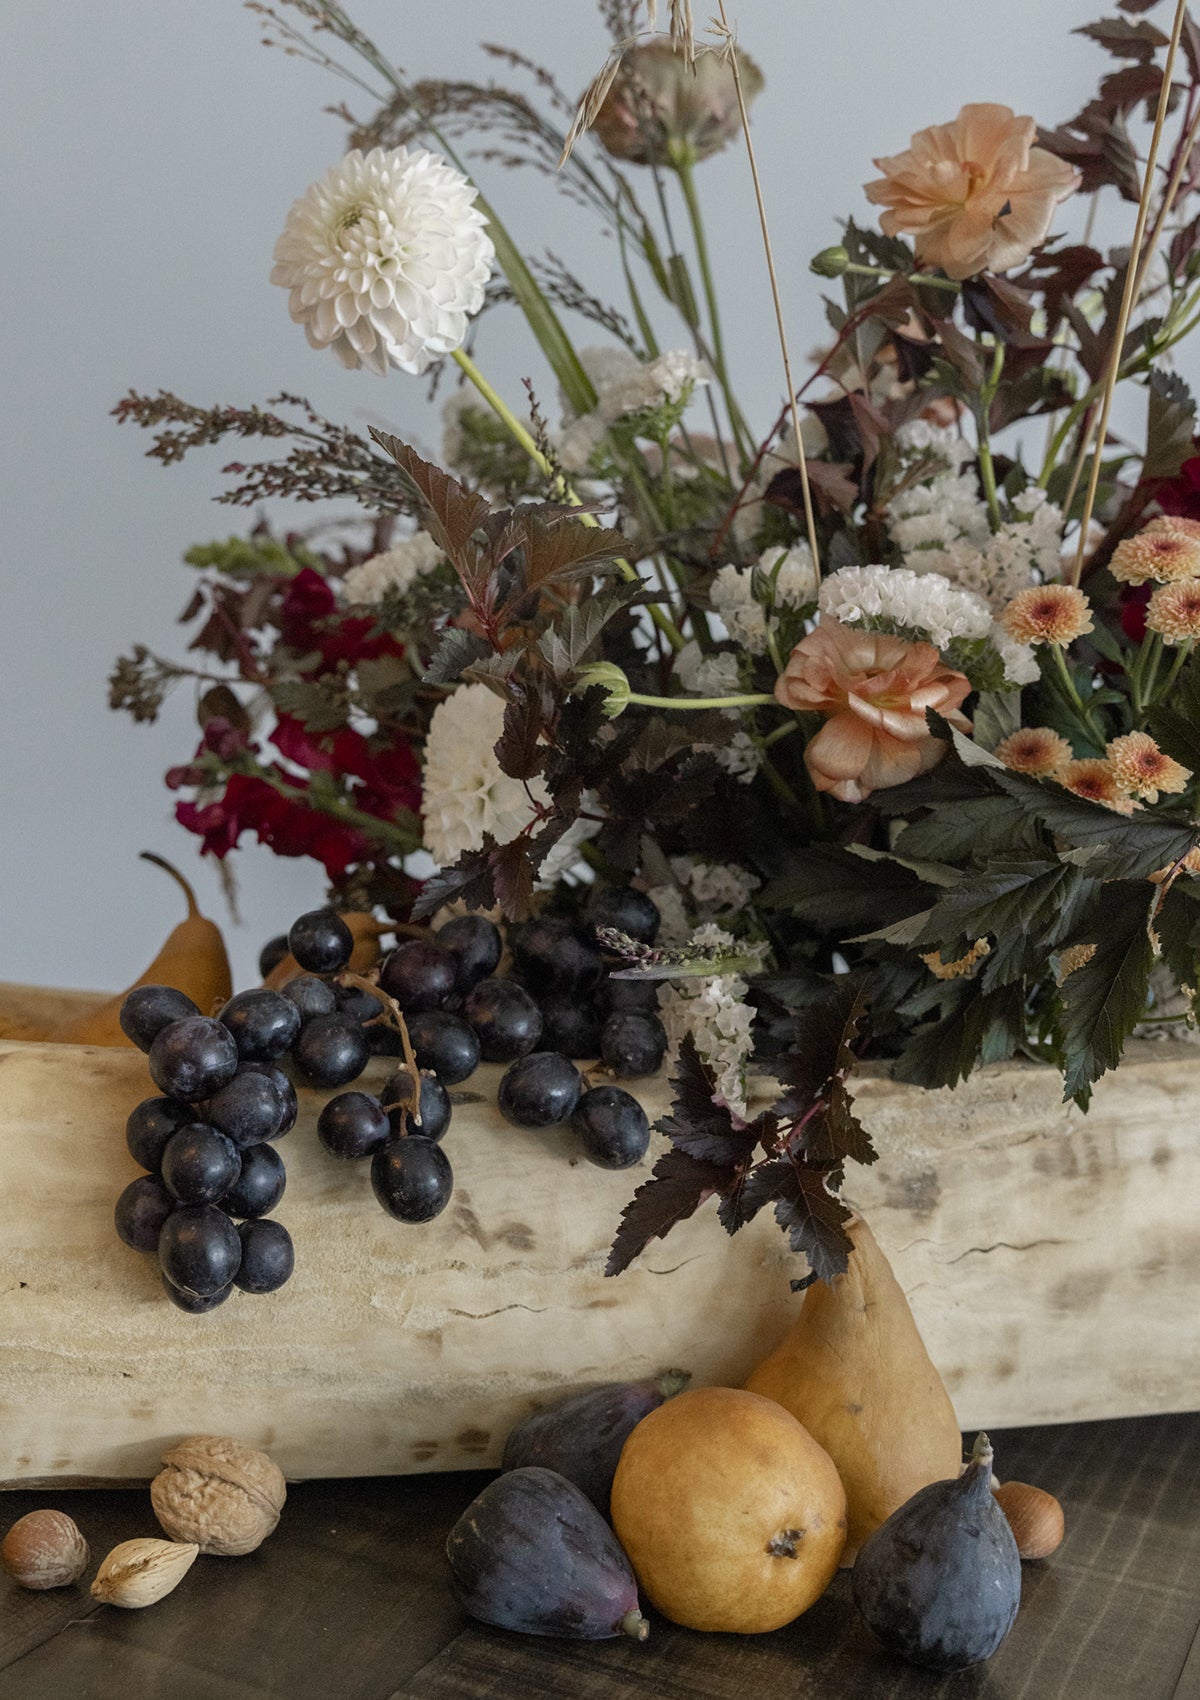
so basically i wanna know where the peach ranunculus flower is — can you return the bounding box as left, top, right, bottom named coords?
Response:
left=864, top=103, right=1080, bottom=281
left=774, top=621, right=972, bottom=803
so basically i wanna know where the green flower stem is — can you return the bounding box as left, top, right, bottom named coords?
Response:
left=836, top=261, right=961, bottom=293
left=451, top=348, right=687, bottom=652
left=1154, top=638, right=1194, bottom=705
left=1047, top=643, right=1106, bottom=748
left=760, top=718, right=799, bottom=749
left=976, top=338, right=1005, bottom=530
left=625, top=690, right=778, bottom=711
left=674, top=153, right=754, bottom=461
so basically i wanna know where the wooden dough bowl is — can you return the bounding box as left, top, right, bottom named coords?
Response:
left=2, top=981, right=1197, bottom=1486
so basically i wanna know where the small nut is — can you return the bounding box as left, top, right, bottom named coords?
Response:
left=151, top=1434, right=286, bottom=1557
left=90, top=1538, right=199, bottom=1608
left=993, top=1480, right=1065, bottom=1560
left=1, top=1510, right=89, bottom=1590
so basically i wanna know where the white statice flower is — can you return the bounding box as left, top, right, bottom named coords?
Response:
left=911, top=489, right=1066, bottom=613
left=644, top=883, right=692, bottom=945
left=421, top=684, right=594, bottom=883
left=676, top=640, right=741, bottom=698
left=710, top=565, right=769, bottom=653
left=341, top=531, right=443, bottom=605
left=886, top=421, right=991, bottom=562
left=709, top=730, right=763, bottom=784
left=271, top=147, right=494, bottom=376
left=893, top=420, right=976, bottom=470
left=657, top=925, right=764, bottom=1114
left=756, top=542, right=818, bottom=610
left=819, top=564, right=993, bottom=649
left=556, top=345, right=709, bottom=473
left=670, top=856, right=761, bottom=915
left=989, top=624, right=1040, bottom=687
left=558, top=411, right=611, bottom=476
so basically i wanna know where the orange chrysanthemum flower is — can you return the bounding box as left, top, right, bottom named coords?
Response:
left=1110, top=530, right=1200, bottom=586
left=1057, top=758, right=1138, bottom=814
left=774, top=621, right=972, bottom=803
left=1146, top=581, right=1200, bottom=644
left=1146, top=515, right=1200, bottom=543
left=994, top=725, right=1072, bottom=777
left=1106, top=732, right=1191, bottom=802
left=1001, top=584, right=1093, bottom=646
left=864, top=103, right=1080, bottom=281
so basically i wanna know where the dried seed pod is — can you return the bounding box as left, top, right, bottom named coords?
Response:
left=1, top=1510, right=89, bottom=1590
left=151, top=1434, right=286, bottom=1556
left=993, top=1481, right=1065, bottom=1561
left=90, top=1538, right=198, bottom=1608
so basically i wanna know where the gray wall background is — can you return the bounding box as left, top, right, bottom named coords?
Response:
left=0, top=0, right=1168, bottom=990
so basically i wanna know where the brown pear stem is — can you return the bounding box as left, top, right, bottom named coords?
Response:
left=139, top=851, right=200, bottom=920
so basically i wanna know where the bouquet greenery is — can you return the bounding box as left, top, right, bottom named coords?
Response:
left=112, top=0, right=1200, bottom=1276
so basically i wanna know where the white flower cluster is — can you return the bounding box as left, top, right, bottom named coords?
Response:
left=657, top=925, right=763, bottom=1115
left=757, top=542, right=819, bottom=610
left=558, top=346, right=709, bottom=473
left=341, top=530, right=443, bottom=605
left=676, top=640, right=741, bottom=698
left=922, top=488, right=1065, bottom=611
left=709, top=730, right=763, bottom=784
left=421, top=684, right=593, bottom=882
left=670, top=856, right=762, bottom=915
left=819, top=564, right=993, bottom=650
left=710, top=565, right=769, bottom=653
left=644, top=883, right=692, bottom=945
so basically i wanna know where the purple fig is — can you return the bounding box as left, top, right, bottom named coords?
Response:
left=445, top=1467, right=648, bottom=1641
left=852, top=1434, right=1021, bottom=1671
left=501, top=1371, right=689, bottom=1518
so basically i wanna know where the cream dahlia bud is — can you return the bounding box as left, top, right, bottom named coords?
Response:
left=994, top=726, right=1072, bottom=777
left=271, top=147, right=494, bottom=376
left=1110, top=528, right=1200, bottom=586
left=592, top=39, right=763, bottom=167
left=1147, top=580, right=1200, bottom=644
left=1001, top=584, right=1093, bottom=646
left=1106, top=732, right=1191, bottom=803
left=575, top=662, right=633, bottom=718
left=1057, top=758, right=1137, bottom=814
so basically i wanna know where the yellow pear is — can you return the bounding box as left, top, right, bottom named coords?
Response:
left=745, top=1214, right=961, bottom=1564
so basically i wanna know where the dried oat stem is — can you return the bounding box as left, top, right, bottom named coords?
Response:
left=714, top=2, right=820, bottom=575
left=1071, top=0, right=1190, bottom=586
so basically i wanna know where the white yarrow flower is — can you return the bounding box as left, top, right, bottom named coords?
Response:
left=342, top=531, right=444, bottom=605
left=271, top=147, right=494, bottom=376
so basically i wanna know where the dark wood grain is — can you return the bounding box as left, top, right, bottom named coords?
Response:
left=2, top=1416, right=1198, bottom=1700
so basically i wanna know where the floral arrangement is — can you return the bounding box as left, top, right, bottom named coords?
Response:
left=112, top=0, right=1200, bottom=1279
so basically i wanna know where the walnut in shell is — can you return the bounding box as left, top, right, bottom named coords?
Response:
left=1, top=1510, right=89, bottom=1590
left=151, top=1435, right=286, bottom=1556
left=91, top=1538, right=199, bottom=1608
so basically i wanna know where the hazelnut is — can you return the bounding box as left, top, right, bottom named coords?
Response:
left=1, top=1510, right=89, bottom=1590
left=993, top=1480, right=1065, bottom=1560
left=90, top=1538, right=199, bottom=1608
left=151, top=1435, right=286, bottom=1556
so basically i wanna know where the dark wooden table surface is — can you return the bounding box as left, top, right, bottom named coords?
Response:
left=3, top=1411, right=1199, bottom=1699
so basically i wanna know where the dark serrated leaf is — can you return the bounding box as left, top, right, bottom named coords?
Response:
left=422, top=628, right=493, bottom=686
left=411, top=844, right=496, bottom=920
left=513, top=509, right=629, bottom=594
left=268, top=677, right=347, bottom=734
left=536, top=586, right=641, bottom=677
left=655, top=1035, right=761, bottom=1166
left=772, top=1166, right=854, bottom=1285
left=1058, top=881, right=1156, bottom=1103
left=370, top=433, right=490, bottom=568
left=892, top=795, right=1041, bottom=862
left=1155, top=881, right=1200, bottom=1000
left=994, top=770, right=1200, bottom=878
left=759, top=843, right=934, bottom=934
left=1145, top=367, right=1197, bottom=479
left=891, top=980, right=1024, bottom=1090
left=1147, top=654, right=1200, bottom=770
left=915, top=855, right=1071, bottom=949
left=490, top=834, right=540, bottom=921
left=1076, top=16, right=1169, bottom=58
left=605, top=1147, right=730, bottom=1277
left=495, top=690, right=549, bottom=782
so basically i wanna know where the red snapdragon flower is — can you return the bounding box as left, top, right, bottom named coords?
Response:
left=278, top=568, right=404, bottom=672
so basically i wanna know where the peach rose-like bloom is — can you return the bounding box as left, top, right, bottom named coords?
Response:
left=774, top=621, right=971, bottom=803
left=1001, top=583, right=1093, bottom=646
left=1110, top=529, right=1200, bottom=585
left=865, top=103, right=1080, bottom=281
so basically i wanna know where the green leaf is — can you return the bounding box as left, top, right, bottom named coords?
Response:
left=1145, top=368, right=1197, bottom=479
left=891, top=980, right=1025, bottom=1089
left=758, top=844, right=935, bottom=934
left=268, top=677, right=347, bottom=735
left=1058, top=881, right=1156, bottom=1103
left=892, top=795, right=1041, bottom=861
left=536, top=586, right=640, bottom=678
left=916, top=855, right=1073, bottom=950
left=1147, top=654, right=1200, bottom=771
left=972, top=689, right=1023, bottom=751
left=422, top=628, right=492, bottom=686
left=994, top=769, right=1200, bottom=878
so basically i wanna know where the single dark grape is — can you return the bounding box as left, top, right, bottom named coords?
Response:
left=258, top=933, right=291, bottom=979
left=371, top=1136, right=453, bottom=1223
left=571, top=1085, right=651, bottom=1169
left=148, top=1016, right=239, bottom=1102
left=600, top=1012, right=667, bottom=1079
left=125, top=1096, right=191, bottom=1173
left=365, top=1023, right=405, bottom=1057
left=538, top=1001, right=603, bottom=1060
left=118, top=985, right=200, bottom=1053
left=292, top=1014, right=369, bottom=1088
left=238, top=1062, right=298, bottom=1136
left=159, top=1204, right=242, bottom=1297
left=204, top=1070, right=286, bottom=1148
left=335, top=982, right=386, bottom=1026
left=161, top=1124, right=242, bottom=1205
left=585, top=884, right=662, bottom=946
left=281, top=973, right=338, bottom=1021
left=464, top=978, right=543, bottom=1063
left=380, top=1071, right=453, bottom=1143
left=498, top=1051, right=583, bottom=1129
left=288, top=907, right=353, bottom=975
left=406, top=1010, right=480, bottom=1084
left=379, top=940, right=457, bottom=1013
left=598, top=974, right=661, bottom=1016
left=220, top=1142, right=287, bottom=1219
left=114, top=1175, right=176, bottom=1253
left=317, top=1091, right=391, bottom=1160
left=218, top=988, right=301, bottom=1061
left=436, top=914, right=502, bottom=993
left=234, top=1219, right=295, bottom=1294
left=162, top=1274, right=232, bottom=1314
left=511, top=918, right=603, bottom=997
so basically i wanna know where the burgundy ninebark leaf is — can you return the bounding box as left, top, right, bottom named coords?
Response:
left=411, top=843, right=497, bottom=919
left=495, top=689, right=550, bottom=781
left=605, top=1148, right=731, bottom=1276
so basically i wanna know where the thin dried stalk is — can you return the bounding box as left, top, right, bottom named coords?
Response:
left=1071, top=0, right=1190, bottom=585
left=713, top=3, right=820, bottom=574
left=670, top=0, right=696, bottom=63
left=559, top=42, right=628, bottom=165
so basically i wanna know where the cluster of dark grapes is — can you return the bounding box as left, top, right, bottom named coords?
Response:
left=114, top=886, right=666, bottom=1313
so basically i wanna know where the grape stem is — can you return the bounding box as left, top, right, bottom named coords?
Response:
left=341, top=971, right=423, bottom=1129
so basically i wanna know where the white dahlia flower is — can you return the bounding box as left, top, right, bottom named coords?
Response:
left=342, top=530, right=443, bottom=605
left=271, top=147, right=494, bottom=376
left=421, top=684, right=594, bottom=882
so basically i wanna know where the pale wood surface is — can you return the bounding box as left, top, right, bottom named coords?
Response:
left=2, top=1019, right=1198, bottom=1485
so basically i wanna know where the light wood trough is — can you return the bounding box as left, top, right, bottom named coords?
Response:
left=1, top=982, right=1197, bottom=1486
